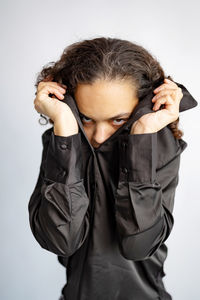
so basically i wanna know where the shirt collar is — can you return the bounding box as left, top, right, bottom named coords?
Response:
left=62, top=81, right=198, bottom=151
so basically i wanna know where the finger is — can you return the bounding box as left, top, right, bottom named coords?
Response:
left=39, top=79, right=66, bottom=88
left=47, top=83, right=67, bottom=93
left=153, top=78, right=178, bottom=93
left=164, top=78, right=178, bottom=87
left=50, top=94, right=66, bottom=101
left=152, top=95, right=174, bottom=111
left=152, top=88, right=177, bottom=101
left=38, top=81, right=67, bottom=90
left=38, top=86, right=66, bottom=100
left=37, top=81, right=66, bottom=93
left=38, top=84, right=66, bottom=97
left=154, top=83, right=178, bottom=93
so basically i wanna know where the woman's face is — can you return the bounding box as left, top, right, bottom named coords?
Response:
left=74, top=79, right=139, bottom=148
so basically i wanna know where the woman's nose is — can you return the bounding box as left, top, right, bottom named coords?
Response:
left=92, top=125, right=111, bottom=145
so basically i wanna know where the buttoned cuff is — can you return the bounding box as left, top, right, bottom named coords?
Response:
left=44, top=131, right=83, bottom=185
left=118, top=132, right=157, bottom=183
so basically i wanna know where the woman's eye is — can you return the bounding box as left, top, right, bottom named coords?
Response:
left=80, top=115, right=127, bottom=126
left=81, top=116, right=92, bottom=123
left=113, top=119, right=126, bottom=125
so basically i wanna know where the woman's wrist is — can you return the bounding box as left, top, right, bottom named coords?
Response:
left=54, top=114, right=79, bottom=137
left=130, top=121, right=157, bottom=134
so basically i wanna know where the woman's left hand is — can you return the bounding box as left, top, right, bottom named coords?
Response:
left=130, top=78, right=183, bottom=134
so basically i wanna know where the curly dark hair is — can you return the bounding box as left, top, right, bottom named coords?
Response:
left=35, top=36, right=183, bottom=139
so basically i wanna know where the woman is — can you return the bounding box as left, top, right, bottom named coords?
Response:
left=28, top=37, right=198, bottom=300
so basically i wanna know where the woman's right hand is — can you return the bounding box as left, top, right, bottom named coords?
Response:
left=34, top=80, right=71, bottom=121
left=34, top=79, right=79, bottom=136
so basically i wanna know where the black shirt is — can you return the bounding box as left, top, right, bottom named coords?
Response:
left=28, top=82, right=198, bottom=300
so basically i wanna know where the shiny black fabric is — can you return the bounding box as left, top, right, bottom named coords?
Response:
left=28, top=82, right=198, bottom=300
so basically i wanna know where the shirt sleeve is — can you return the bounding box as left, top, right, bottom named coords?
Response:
left=28, top=127, right=90, bottom=257
left=114, top=127, right=187, bottom=261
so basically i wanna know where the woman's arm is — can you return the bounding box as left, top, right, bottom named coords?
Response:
left=114, top=126, right=187, bottom=261
left=28, top=127, right=90, bottom=257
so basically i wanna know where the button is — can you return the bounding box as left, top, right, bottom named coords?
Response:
left=62, top=170, right=66, bottom=176
left=58, top=170, right=66, bottom=178
left=122, top=167, right=128, bottom=174
left=60, top=143, right=69, bottom=150
left=122, top=142, right=127, bottom=148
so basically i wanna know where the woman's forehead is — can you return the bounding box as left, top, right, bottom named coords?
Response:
left=74, top=79, right=138, bottom=120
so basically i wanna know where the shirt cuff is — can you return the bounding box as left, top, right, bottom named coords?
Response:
left=118, top=132, right=157, bottom=183
left=44, top=131, right=83, bottom=184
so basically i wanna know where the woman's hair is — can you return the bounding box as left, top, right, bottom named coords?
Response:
left=35, top=36, right=183, bottom=139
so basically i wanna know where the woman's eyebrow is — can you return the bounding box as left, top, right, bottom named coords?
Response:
left=78, top=111, right=131, bottom=120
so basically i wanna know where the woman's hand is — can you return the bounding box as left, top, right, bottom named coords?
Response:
left=130, top=78, right=183, bottom=134
left=34, top=78, right=79, bottom=136
left=34, top=79, right=68, bottom=121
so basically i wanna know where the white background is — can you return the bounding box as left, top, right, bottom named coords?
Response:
left=1, top=0, right=199, bottom=299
